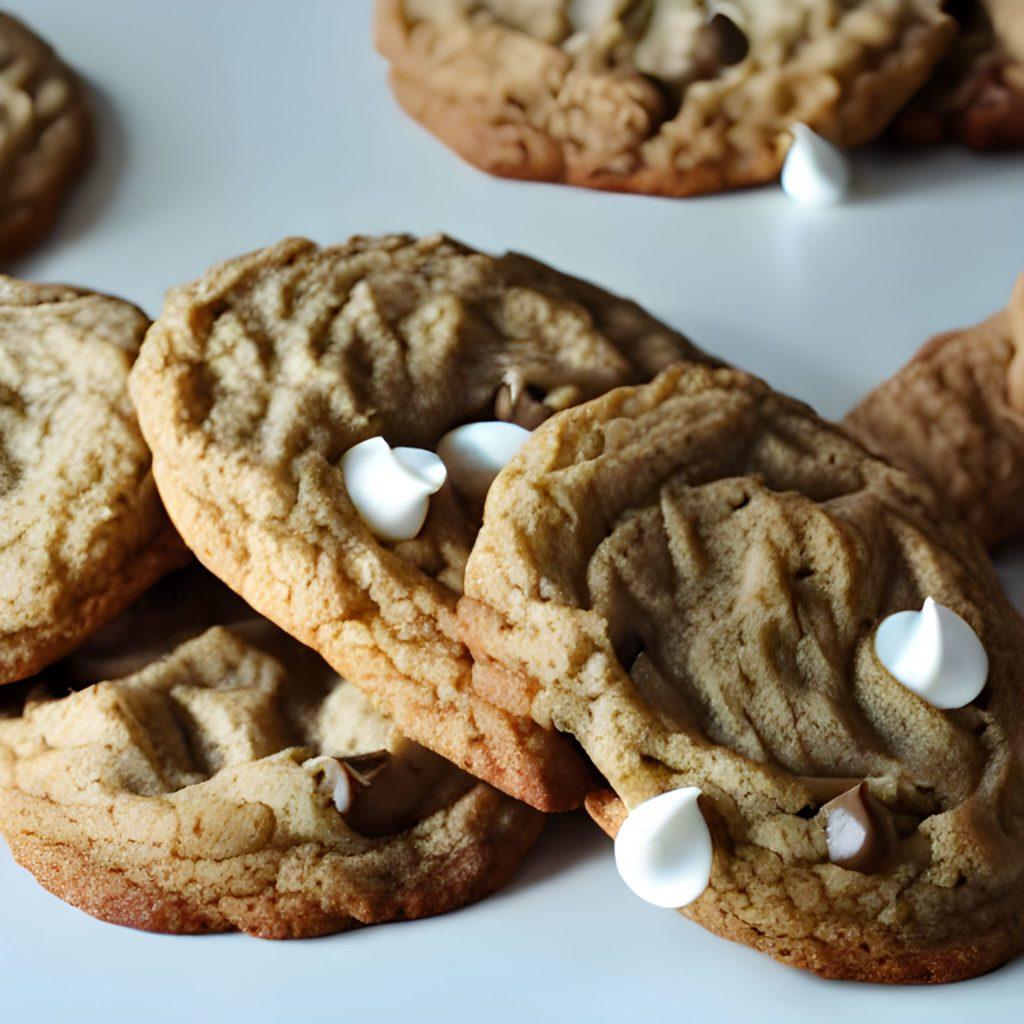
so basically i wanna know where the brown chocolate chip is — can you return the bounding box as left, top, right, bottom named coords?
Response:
left=340, top=750, right=390, bottom=785
left=340, top=739, right=473, bottom=838
left=822, top=782, right=894, bottom=874
left=796, top=776, right=864, bottom=803
left=495, top=376, right=552, bottom=430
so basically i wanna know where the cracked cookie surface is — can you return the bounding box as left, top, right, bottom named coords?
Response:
left=845, top=276, right=1024, bottom=549
left=0, top=13, right=90, bottom=260
left=375, top=0, right=955, bottom=196
left=0, top=567, right=544, bottom=938
left=128, top=233, right=709, bottom=811
left=891, top=1, right=1024, bottom=148
left=0, top=276, right=184, bottom=685
left=459, top=362, right=1024, bottom=981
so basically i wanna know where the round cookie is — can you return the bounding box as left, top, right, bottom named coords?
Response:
left=459, top=362, right=1024, bottom=982
left=0, top=567, right=544, bottom=938
left=845, top=275, right=1024, bottom=549
left=375, top=0, right=955, bottom=197
left=0, top=13, right=90, bottom=260
left=0, top=277, right=185, bottom=685
left=128, top=233, right=709, bottom=812
left=891, top=1, right=1024, bottom=148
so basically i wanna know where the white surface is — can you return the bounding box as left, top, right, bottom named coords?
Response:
left=3, top=1, right=1024, bottom=1020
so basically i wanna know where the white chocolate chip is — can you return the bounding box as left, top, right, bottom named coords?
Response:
left=614, top=787, right=712, bottom=909
left=781, top=124, right=851, bottom=206
left=341, top=436, right=446, bottom=542
left=437, top=421, right=532, bottom=506
left=302, top=756, right=353, bottom=815
left=874, top=597, right=988, bottom=710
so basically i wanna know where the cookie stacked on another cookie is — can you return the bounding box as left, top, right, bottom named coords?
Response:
left=458, top=361, right=1024, bottom=982
left=0, top=277, right=185, bottom=685
left=57, top=230, right=1024, bottom=978
left=128, top=233, right=712, bottom=811
left=375, top=0, right=956, bottom=196
left=0, top=13, right=90, bottom=260
left=0, top=567, right=544, bottom=937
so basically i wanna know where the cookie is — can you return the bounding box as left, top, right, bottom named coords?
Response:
left=0, top=13, right=90, bottom=261
left=845, top=275, right=1024, bottom=549
left=0, top=567, right=544, bottom=938
left=375, top=0, right=955, bottom=197
left=0, top=277, right=185, bottom=685
left=128, top=233, right=709, bottom=811
left=891, top=1, right=1024, bottom=148
left=459, top=362, right=1024, bottom=982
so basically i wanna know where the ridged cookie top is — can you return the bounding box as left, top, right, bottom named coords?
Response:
left=377, top=0, right=955, bottom=195
left=0, top=13, right=89, bottom=258
left=1, top=627, right=470, bottom=846
left=0, top=593, right=544, bottom=937
left=0, top=277, right=178, bottom=683
left=460, top=362, right=1024, bottom=971
left=129, top=234, right=705, bottom=810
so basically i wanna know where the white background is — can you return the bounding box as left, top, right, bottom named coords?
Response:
left=2, top=2, right=1024, bottom=1020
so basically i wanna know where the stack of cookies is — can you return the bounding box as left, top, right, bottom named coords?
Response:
left=2, top=0, right=1024, bottom=989
left=3, top=232, right=1024, bottom=983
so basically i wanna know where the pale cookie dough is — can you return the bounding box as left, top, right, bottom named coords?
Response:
left=845, top=275, right=1024, bottom=549
left=460, top=363, right=1024, bottom=982
left=128, top=233, right=710, bottom=811
left=0, top=277, right=185, bottom=685
left=375, top=0, right=956, bottom=196
left=0, top=569, right=544, bottom=938
left=0, top=13, right=90, bottom=260
left=892, top=0, right=1024, bottom=148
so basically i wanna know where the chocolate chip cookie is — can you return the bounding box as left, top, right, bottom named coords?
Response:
left=846, top=275, right=1024, bottom=549
left=459, top=362, right=1024, bottom=982
left=0, top=277, right=185, bottom=685
left=0, top=13, right=90, bottom=260
left=128, top=233, right=709, bottom=811
left=0, top=567, right=544, bottom=938
left=892, top=1, right=1024, bottom=148
left=375, top=0, right=955, bottom=196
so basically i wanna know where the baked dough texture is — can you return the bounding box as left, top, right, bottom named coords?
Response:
left=0, top=569, right=544, bottom=938
left=375, top=0, right=955, bottom=196
left=0, top=277, right=184, bottom=685
left=0, top=13, right=90, bottom=260
left=129, top=233, right=709, bottom=811
left=460, top=362, right=1024, bottom=982
left=845, top=275, right=1024, bottom=549
left=891, top=0, right=1024, bottom=148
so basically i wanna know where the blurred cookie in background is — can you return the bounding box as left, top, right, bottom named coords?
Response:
left=892, top=0, right=1024, bottom=149
left=0, top=12, right=91, bottom=261
left=375, top=0, right=955, bottom=196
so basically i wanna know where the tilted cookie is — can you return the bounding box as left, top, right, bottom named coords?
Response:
left=845, top=275, right=1024, bottom=549
left=459, top=362, right=1024, bottom=982
left=0, top=569, right=544, bottom=938
left=0, top=277, right=185, bottom=685
left=375, top=0, right=955, bottom=197
left=892, top=0, right=1024, bottom=148
left=128, top=233, right=709, bottom=811
left=0, top=13, right=90, bottom=260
